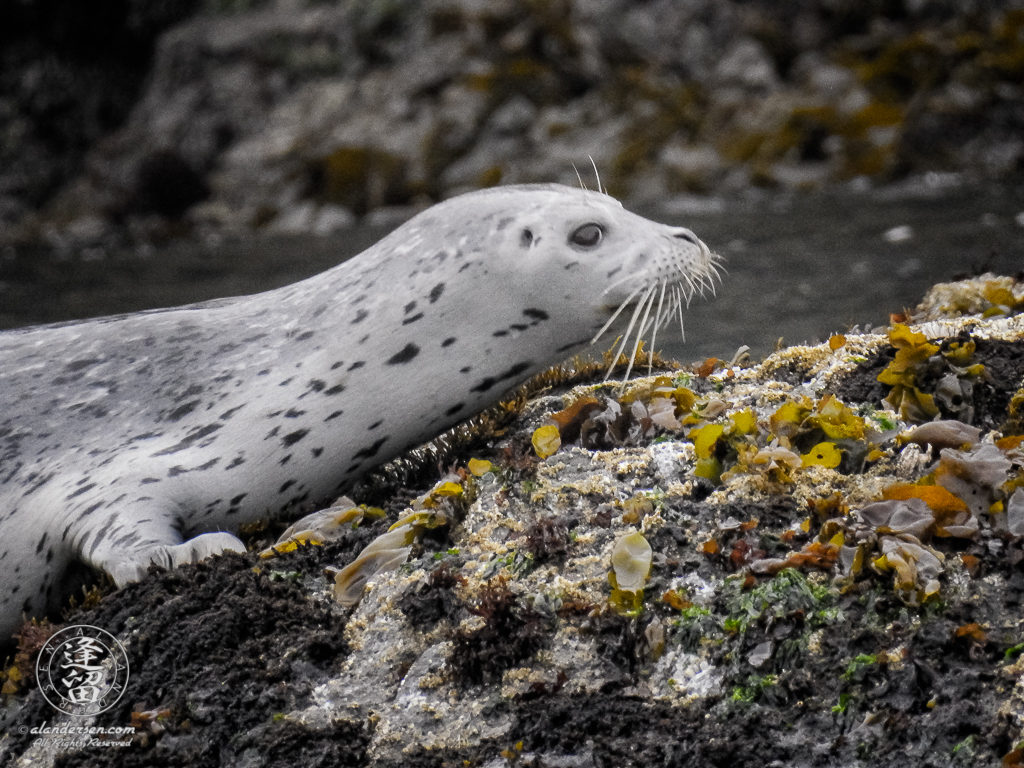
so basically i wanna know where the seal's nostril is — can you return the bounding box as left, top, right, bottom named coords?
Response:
left=674, top=230, right=699, bottom=246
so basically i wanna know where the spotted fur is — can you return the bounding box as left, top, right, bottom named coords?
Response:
left=0, top=183, right=716, bottom=642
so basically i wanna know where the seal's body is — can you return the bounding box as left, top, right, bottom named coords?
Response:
left=0, top=184, right=717, bottom=641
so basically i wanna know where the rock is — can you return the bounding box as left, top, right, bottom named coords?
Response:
left=3, top=274, right=1024, bottom=766
left=5, top=2, right=1024, bottom=256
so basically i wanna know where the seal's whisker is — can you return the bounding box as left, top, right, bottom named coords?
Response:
left=588, top=155, right=604, bottom=195
left=605, top=284, right=654, bottom=381
left=682, top=278, right=695, bottom=308
left=647, top=280, right=668, bottom=376
left=592, top=285, right=643, bottom=344
left=698, top=269, right=717, bottom=297
left=676, top=287, right=687, bottom=343
left=666, top=286, right=682, bottom=329
left=679, top=269, right=698, bottom=303
left=624, top=284, right=658, bottom=381
left=572, top=163, right=587, bottom=192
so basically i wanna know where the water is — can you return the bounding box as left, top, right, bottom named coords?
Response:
left=1, top=181, right=1021, bottom=365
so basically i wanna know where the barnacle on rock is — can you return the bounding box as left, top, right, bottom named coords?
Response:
left=913, top=274, right=1024, bottom=322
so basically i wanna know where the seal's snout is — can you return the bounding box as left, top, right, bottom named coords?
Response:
left=672, top=228, right=700, bottom=246
left=669, top=225, right=716, bottom=266
left=591, top=215, right=722, bottom=381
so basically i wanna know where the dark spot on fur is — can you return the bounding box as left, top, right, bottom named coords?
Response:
left=387, top=343, right=420, bottom=365
left=523, top=308, right=549, bottom=321
left=493, top=330, right=509, bottom=337
left=36, top=533, right=47, bottom=554
left=296, top=330, right=315, bottom=341
left=460, top=366, right=472, bottom=373
left=352, top=309, right=369, bottom=324
left=282, top=429, right=310, bottom=447
left=446, top=403, right=465, bottom=416
left=325, top=410, right=343, bottom=422
left=442, top=337, right=456, bottom=347
left=331, top=361, right=345, bottom=370
left=154, top=423, right=222, bottom=456
left=220, top=405, right=244, bottom=420
left=520, top=228, right=533, bottom=248
left=280, top=454, right=292, bottom=465
left=497, top=216, right=515, bottom=231
left=556, top=337, right=590, bottom=353
left=65, top=358, right=101, bottom=372
left=368, top=419, right=383, bottom=430
left=404, top=301, right=417, bottom=314
left=227, top=457, right=245, bottom=469
left=166, top=400, right=200, bottom=422
left=459, top=263, right=472, bottom=273
left=312, top=447, right=324, bottom=458
left=307, top=380, right=327, bottom=392
left=429, top=283, right=445, bottom=303
left=470, top=361, right=534, bottom=393
left=66, top=483, right=97, bottom=500
left=279, top=479, right=297, bottom=493
left=279, top=377, right=294, bottom=387
left=168, top=466, right=188, bottom=477
left=285, top=409, right=305, bottom=418
left=607, top=266, right=622, bottom=279
left=510, top=324, right=529, bottom=331
left=348, top=361, right=365, bottom=370
left=353, top=436, right=388, bottom=460
left=231, top=493, right=246, bottom=506
left=325, top=384, right=346, bottom=395
left=402, top=313, right=424, bottom=325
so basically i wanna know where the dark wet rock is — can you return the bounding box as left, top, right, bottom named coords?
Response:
left=3, top=1, right=1024, bottom=250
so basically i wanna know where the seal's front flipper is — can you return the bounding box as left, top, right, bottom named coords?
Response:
left=97, top=532, right=247, bottom=587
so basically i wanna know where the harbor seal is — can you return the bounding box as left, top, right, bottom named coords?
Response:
left=0, top=183, right=718, bottom=643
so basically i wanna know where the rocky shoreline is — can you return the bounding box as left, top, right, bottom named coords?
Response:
left=3, top=1, right=1023, bottom=254
left=2, top=274, right=1023, bottom=767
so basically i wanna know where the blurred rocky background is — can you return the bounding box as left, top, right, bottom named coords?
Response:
left=2, top=0, right=1023, bottom=251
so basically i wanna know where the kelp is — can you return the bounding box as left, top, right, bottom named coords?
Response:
left=877, top=325, right=987, bottom=424
left=330, top=475, right=464, bottom=607
left=608, top=530, right=653, bottom=615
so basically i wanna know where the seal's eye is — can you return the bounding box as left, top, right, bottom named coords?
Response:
left=570, top=223, right=604, bottom=249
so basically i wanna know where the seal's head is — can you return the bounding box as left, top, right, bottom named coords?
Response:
left=429, top=183, right=720, bottom=378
